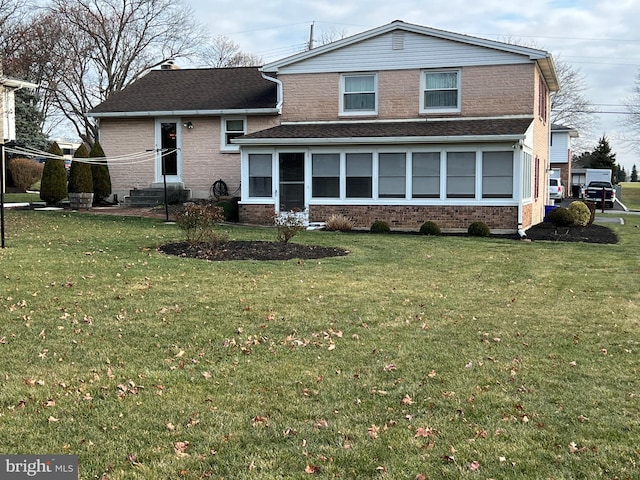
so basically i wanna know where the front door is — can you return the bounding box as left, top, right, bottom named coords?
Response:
left=156, top=120, right=181, bottom=183
left=278, top=152, right=305, bottom=211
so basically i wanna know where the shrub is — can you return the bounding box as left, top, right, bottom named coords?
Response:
left=325, top=214, right=354, bottom=232
left=583, top=200, right=596, bottom=226
left=419, top=221, right=441, bottom=236
left=546, top=206, right=576, bottom=227
left=468, top=221, right=490, bottom=237
left=39, top=142, right=68, bottom=205
left=568, top=201, right=591, bottom=226
left=90, top=141, right=111, bottom=205
left=68, top=143, right=93, bottom=193
left=370, top=220, right=391, bottom=234
left=176, top=203, right=226, bottom=245
left=214, top=198, right=239, bottom=222
left=274, top=211, right=306, bottom=243
left=7, top=157, right=43, bottom=191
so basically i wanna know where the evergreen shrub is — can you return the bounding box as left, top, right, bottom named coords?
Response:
left=68, top=143, right=93, bottom=193
left=467, top=221, right=490, bottom=237
left=370, top=220, right=391, bottom=233
left=90, top=141, right=111, bottom=204
left=568, top=201, right=591, bottom=226
left=39, top=142, right=68, bottom=205
left=546, top=206, right=576, bottom=227
left=419, top=221, right=441, bottom=236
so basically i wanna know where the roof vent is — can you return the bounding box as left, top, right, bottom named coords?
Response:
left=392, top=31, right=405, bottom=50
left=161, top=59, right=179, bottom=70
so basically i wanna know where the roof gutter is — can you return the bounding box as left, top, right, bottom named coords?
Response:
left=86, top=108, right=280, bottom=118
left=260, top=71, right=283, bottom=113
left=234, top=134, right=526, bottom=146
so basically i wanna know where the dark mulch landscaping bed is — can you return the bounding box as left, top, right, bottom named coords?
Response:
left=524, top=222, right=618, bottom=244
left=158, top=240, right=350, bottom=261
left=158, top=223, right=617, bottom=262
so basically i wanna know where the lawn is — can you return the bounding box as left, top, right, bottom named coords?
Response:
left=1, top=210, right=639, bottom=479
left=621, top=182, right=640, bottom=210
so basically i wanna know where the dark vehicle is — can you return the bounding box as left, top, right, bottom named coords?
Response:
left=583, top=181, right=615, bottom=208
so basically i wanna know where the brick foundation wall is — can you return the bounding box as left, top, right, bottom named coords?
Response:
left=241, top=203, right=519, bottom=232
left=239, top=204, right=275, bottom=225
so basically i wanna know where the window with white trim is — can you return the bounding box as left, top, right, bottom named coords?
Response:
left=346, top=153, right=372, bottom=198
left=378, top=153, right=406, bottom=198
left=222, top=117, right=246, bottom=151
left=341, top=74, right=377, bottom=115
left=482, top=151, right=513, bottom=198
left=412, top=152, right=440, bottom=198
left=312, top=153, right=340, bottom=198
left=421, top=70, right=460, bottom=113
left=446, top=151, right=475, bottom=198
left=248, top=153, right=272, bottom=197
left=522, top=152, right=532, bottom=199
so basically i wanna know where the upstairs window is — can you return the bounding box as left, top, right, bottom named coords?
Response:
left=341, top=74, right=377, bottom=115
left=222, top=117, right=246, bottom=151
left=422, top=70, right=460, bottom=113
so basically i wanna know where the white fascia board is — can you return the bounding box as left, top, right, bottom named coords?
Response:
left=1, top=77, right=38, bottom=89
left=87, top=108, right=280, bottom=118
left=234, top=134, right=525, bottom=146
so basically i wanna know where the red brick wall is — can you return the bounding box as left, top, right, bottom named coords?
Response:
left=240, top=203, right=518, bottom=232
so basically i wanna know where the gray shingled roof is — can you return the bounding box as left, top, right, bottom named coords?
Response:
left=235, top=117, right=534, bottom=144
left=89, top=67, right=277, bottom=115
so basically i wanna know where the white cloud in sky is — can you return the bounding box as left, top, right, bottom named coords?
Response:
left=188, top=0, right=640, bottom=168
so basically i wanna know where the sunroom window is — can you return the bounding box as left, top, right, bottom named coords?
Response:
left=378, top=153, right=406, bottom=198
left=346, top=153, right=372, bottom=198
left=312, top=153, right=340, bottom=198
left=248, top=154, right=272, bottom=198
left=482, top=151, right=513, bottom=198
left=446, top=151, right=475, bottom=198
left=412, top=152, right=440, bottom=198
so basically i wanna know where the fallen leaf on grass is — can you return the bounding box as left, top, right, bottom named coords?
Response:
left=415, top=426, right=436, bottom=438
left=304, top=464, right=320, bottom=474
left=467, top=460, right=480, bottom=471
left=401, top=395, right=414, bottom=405
left=174, top=441, right=190, bottom=457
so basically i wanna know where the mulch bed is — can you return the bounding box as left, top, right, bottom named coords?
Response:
left=158, top=240, right=349, bottom=261
left=524, top=222, right=618, bottom=244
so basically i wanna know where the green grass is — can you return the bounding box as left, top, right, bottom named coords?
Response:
left=621, top=182, right=640, bottom=210
left=1, top=210, right=639, bottom=479
left=3, top=192, right=42, bottom=203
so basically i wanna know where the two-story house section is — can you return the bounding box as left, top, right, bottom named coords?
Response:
left=235, top=20, right=559, bottom=233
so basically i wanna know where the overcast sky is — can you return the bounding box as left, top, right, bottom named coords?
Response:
left=189, top=0, right=640, bottom=171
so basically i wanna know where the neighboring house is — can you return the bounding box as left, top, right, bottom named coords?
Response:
left=1, top=73, right=37, bottom=142
left=550, top=124, right=578, bottom=196
left=89, top=20, right=559, bottom=232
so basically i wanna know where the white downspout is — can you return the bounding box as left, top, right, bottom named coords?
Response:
left=260, top=71, right=283, bottom=114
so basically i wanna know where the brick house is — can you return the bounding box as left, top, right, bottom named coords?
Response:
left=89, top=20, right=559, bottom=233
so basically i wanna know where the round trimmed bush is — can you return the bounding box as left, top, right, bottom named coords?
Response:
left=467, top=221, right=490, bottom=237
left=567, top=201, right=591, bottom=226
left=370, top=220, right=390, bottom=234
left=419, top=221, right=441, bottom=236
left=546, top=206, right=575, bottom=227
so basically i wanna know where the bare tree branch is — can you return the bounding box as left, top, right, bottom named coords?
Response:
left=197, top=35, right=262, bottom=68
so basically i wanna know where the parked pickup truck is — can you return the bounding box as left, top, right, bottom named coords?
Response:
left=583, top=181, right=616, bottom=208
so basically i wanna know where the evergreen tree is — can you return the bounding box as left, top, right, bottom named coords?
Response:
left=632, top=165, right=639, bottom=182
left=39, top=141, right=68, bottom=205
left=68, top=143, right=93, bottom=193
left=89, top=140, right=111, bottom=205
left=14, top=89, right=48, bottom=150
left=589, top=135, right=617, bottom=181
left=617, top=166, right=627, bottom=183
